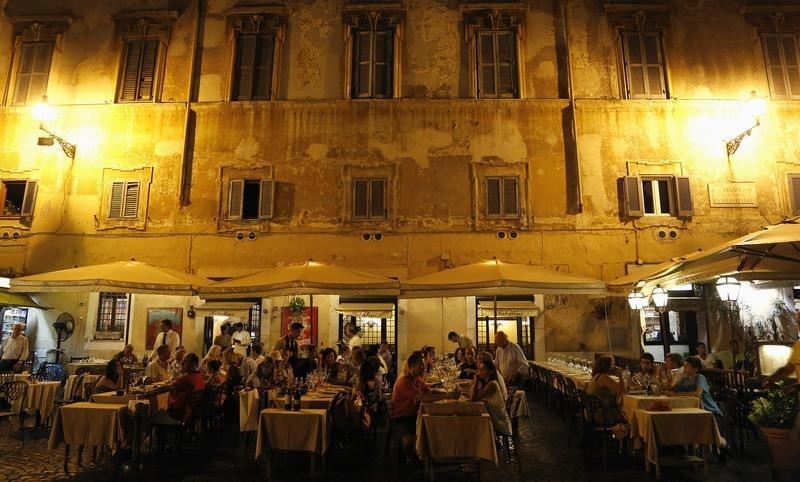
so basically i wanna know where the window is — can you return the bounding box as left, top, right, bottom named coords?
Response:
left=226, top=8, right=287, bottom=101
left=95, top=292, right=128, bottom=340
left=462, top=5, right=526, bottom=99
left=352, top=178, right=386, bottom=220
left=620, top=31, right=667, bottom=99
left=485, top=176, right=519, bottom=218
left=11, top=42, right=54, bottom=105
left=0, top=180, right=37, bottom=218
left=227, top=179, right=274, bottom=220
left=788, top=174, right=800, bottom=215
left=619, top=175, right=693, bottom=218
left=113, top=10, right=177, bottom=103
left=108, top=181, right=140, bottom=219
left=343, top=6, right=405, bottom=99
left=99, top=167, right=152, bottom=230
left=762, top=33, right=800, bottom=99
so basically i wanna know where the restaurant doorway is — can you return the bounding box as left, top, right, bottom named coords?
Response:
left=200, top=300, right=262, bottom=354
left=642, top=308, right=698, bottom=361
left=336, top=297, right=397, bottom=370
left=475, top=297, right=536, bottom=359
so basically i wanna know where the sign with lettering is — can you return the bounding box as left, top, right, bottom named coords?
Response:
left=708, top=182, right=758, bottom=207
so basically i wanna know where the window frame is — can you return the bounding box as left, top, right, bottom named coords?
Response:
left=787, top=173, right=800, bottom=215
left=99, top=167, right=152, bottom=230
left=225, top=7, right=288, bottom=102
left=619, top=30, right=668, bottom=99
left=462, top=4, right=527, bottom=99
left=107, top=180, right=140, bottom=220
left=226, top=178, right=275, bottom=221
left=113, top=10, right=177, bottom=104
left=351, top=177, right=387, bottom=221
left=761, top=32, right=800, bottom=100
left=343, top=5, right=406, bottom=99
left=0, top=179, right=38, bottom=219
left=484, top=175, right=520, bottom=219
left=619, top=175, right=693, bottom=219
left=95, top=292, right=129, bottom=341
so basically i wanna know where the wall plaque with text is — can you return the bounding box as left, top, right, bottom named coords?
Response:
left=708, top=182, right=758, bottom=207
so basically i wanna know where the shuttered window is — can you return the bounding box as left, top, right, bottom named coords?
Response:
left=351, top=28, right=393, bottom=99
left=476, top=30, right=517, bottom=99
left=96, top=292, right=128, bottom=339
left=352, top=178, right=387, bottom=220
left=762, top=33, right=800, bottom=100
left=108, top=181, right=140, bottom=219
left=119, top=38, right=159, bottom=102
left=619, top=176, right=693, bottom=218
left=0, top=180, right=37, bottom=218
left=233, top=32, right=275, bottom=101
left=788, top=174, right=800, bottom=215
left=12, top=42, right=54, bottom=106
left=227, top=179, right=274, bottom=220
left=621, top=31, right=667, bottom=99
left=485, top=176, right=519, bottom=218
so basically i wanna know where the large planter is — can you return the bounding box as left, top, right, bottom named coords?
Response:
left=760, top=427, right=800, bottom=481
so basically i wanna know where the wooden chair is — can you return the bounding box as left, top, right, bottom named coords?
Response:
left=0, top=373, right=14, bottom=385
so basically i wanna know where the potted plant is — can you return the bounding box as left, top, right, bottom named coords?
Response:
left=289, top=296, right=305, bottom=320
left=749, top=384, right=800, bottom=481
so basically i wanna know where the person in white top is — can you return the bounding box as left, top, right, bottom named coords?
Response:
left=241, top=342, right=262, bottom=383
left=448, top=331, right=474, bottom=350
left=696, top=342, right=718, bottom=369
left=153, top=319, right=180, bottom=357
left=146, top=345, right=172, bottom=381
left=231, top=322, right=251, bottom=356
left=0, top=323, right=29, bottom=372
left=345, top=323, right=362, bottom=348
left=494, top=331, right=530, bottom=386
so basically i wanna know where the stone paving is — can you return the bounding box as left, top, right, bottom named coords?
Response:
left=0, top=395, right=773, bottom=482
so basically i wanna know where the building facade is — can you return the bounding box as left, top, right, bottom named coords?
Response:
left=0, top=0, right=799, bottom=362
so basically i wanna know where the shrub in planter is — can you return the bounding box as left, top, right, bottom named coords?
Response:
left=749, top=385, right=800, bottom=480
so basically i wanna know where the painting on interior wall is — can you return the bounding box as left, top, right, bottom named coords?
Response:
left=280, top=306, right=317, bottom=348
left=146, top=308, right=183, bottom=349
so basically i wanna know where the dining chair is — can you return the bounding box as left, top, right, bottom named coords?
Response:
left=577, top=392, right=616, bottom=470
left=0, top=381, right=29, bottom=444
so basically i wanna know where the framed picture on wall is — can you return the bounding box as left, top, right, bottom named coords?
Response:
left=146, top=307, right=183, bottom=349
left=280, top=306, right=318, bottom=348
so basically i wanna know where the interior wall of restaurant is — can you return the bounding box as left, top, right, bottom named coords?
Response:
left=400, top=297, right=470, bottom=364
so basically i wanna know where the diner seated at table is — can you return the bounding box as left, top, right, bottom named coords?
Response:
left=667, top=355, right=728, bottom=449
left=247, top=356, right=279, bottom=388
left=470, top=359, right=512, bottom=435
left=206, top=359, right=225, bottom=384
left=222, top=348, right=242, bottom=389
left=274, top=348, right=295, bottom=387
left=696, top=342, right=718, bottom=369
left=656, top=353, right=685, bottom=391
left=241, top=343, right=261, bottom=384
left=151, top=353, right=206, bottom=423
left=336, top=344, right=351, bottom=363
left=348, top=348, right=366, bottom=385
left=586, top=355, right=626, bottom=424
left=459, top=347, right=479, bottom=380
left=422, top=345, right=436, bottom=374
left=630, top=352, right=657, bottom=391
left=390, top=350, right=460, bottom=464
left=355, top=356, right=386, bottom=431
left=476, top=350, right=507, bottom=398
left=200, top=345, right=223, bottom=373
left=454, top=347, right=465, bottom=365
left=93, top=359, right=124, bottom=394
left=145, top=345, right=172, bottom=382
left=113, top=344, right=138, bottom=365
left=170, top=347, right=186, bottom=379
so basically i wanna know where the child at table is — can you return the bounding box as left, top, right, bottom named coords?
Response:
left=668, top=356, right=728, bottom=450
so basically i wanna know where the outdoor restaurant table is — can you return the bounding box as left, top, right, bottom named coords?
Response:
left=269, top=391, right=337, bottom=411
left=90, top=386, right=169, bottom=416
left=63, top=374, right=100, bottom=401
left=12, top=380, right=59, bottom=425
left=48, top=401, right=128, bottom=472
left=533, top=362, right=592, bottom=391
left=239, top=389, right=262, bottom=432
left=65, top=362, right=107, bottom=376
left=623, top=394, right=701, bottom=447
left=634, top=407, right=721, bottom=479
left=255, top=408, right=330, bottom=457
left=415, top=412, right=498, bottom=477
left=420, top=400, right=486, bottom=415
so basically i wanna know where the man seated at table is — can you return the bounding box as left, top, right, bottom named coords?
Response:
left=169, top=347, right=186, bottom=379
left=494, top=331, right=530, bottom=387
left=145, top=345, right=171, bottom=382
left=630, top=352, right=657, bottom=390
left=391, top=350, right=460, bottom=465
left=113, top=344, right=138, bottom=365
left=459, top=347, right=478, bottom=379
left=152, top=353, right=206, bottom=423
left=667, top=356, right=727, bottom=448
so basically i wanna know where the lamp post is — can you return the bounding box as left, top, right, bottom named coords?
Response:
left=32, top=96, right=76, bottom=159
left=651, top=286, right=670, bottom=358
left=628, top=289, right=648, bottom=352
left=715, top=276, right=741, bottom=363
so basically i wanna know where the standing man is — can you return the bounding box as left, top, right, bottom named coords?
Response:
left=241, top=342, right=262, bottom=383
left=274, top=322, right=303, bottom=371
left=494, top=331, right=530, bottom=386
left=231, top=322, right=251, bottom=357
left=0, top=322, right=29, bottom=372
left=696, top=342, right=718, bottom=369
left=153, top=319, right=180, bottom=356
left=213, top=322, right=232, bottom=350
left=448, top=331, right=474, bottom=350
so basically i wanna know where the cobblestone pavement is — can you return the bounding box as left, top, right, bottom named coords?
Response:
left=0, top=395, right=773, bottom=482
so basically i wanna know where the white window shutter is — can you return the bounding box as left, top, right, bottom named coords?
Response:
left=675, top=176, right=694, bottom=218
left=20, top=180, right=38, bottom=217
left=109, top=181, right=125, bottom=218
left=258, top=179, right=274, bottom=219
left=228, top=179, right=244, bottom=220
left=620, top=176, right=644, bottom=217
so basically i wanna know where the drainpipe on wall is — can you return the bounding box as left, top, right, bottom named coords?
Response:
left=555, top=0, right=583, bottom=214
left=180, top=0, right=205, bottom=207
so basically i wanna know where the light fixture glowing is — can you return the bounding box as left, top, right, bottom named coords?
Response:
left=627, top=290, right=648, bottom=310
left=651, top=286, right=669, bottom=312
left=715, top=276, right=741, bottom=303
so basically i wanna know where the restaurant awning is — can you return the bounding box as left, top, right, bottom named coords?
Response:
left=335, top=303, right=395, bottom=318
left=0, top=289, right=49, bottom=309
left=400, top=259, right=606, bottom=298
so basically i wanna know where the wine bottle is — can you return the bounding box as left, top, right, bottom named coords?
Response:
left=292, top=381, right=302, bottom=411
left=284, top=382, right=292, bottom=411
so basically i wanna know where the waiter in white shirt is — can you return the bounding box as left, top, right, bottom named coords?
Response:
left=232, top=322, right=252, bottom=357
left=1, top=323, right=29, bottom=372
left=152, top=319, right=180, bottom=357
left=494, top=331, right=530, bottom=386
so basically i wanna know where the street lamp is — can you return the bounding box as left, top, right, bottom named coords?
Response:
left=32, top=96, right=76, bottom=159
left=715, top=276, right=740, bottom=362
left=627, top=290, right=648, bottom=310
left=725, top=91, right=766, bottom=158
left=651, top=286, right=669, bottom=312
left=651, top=285, right=670, bottom=357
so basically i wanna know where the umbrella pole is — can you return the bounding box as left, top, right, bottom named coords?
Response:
left=493, top=295, right=498, bottom=336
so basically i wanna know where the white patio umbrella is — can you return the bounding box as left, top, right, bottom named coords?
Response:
left=199, top=260, right=400, bottom=299
left=9, top=260, right=210, bottom=295
left=400, top=259, right=606, bottom=298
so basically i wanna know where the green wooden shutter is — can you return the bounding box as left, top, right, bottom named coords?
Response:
left=373, top=30, right=392, bottom=98
left=254, top=33, right=275, bottom=100
left=622, top=32, right=646, bottom=98
left=486, top=177, right=501, bottom=216
left=123, top=182, right=139, bottom=219
left=20, top=180, right=38, bottom=217
left=234, top=34, right=256, bottom=100
left=353, top=180, right=368, bottom=219
left=675, top=176, right=693, bottom=218
left=370, top=179, right=386, bottom=219
left=228, top=179, right=244, bottom=220
left=258, top=179, right=274, bottom=219
left=496, top=32, right=516, bottom=98
left=502, top=177, right=518, bottom=216
left=109, top=181, right=125, bottom=218
left=477, top=32, right=496, bottom=98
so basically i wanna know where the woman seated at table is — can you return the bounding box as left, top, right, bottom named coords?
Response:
left=421, top=345, right=436, bottom=374
left=247, top=356, right=278, bottom=388
left=93, top=360, right=124, bottom=394
left=348, top=348, right=366, bottom=386
left=656, top=353, right=685, bottom=392
left=459, top=347, right=479, bottom=379
left=469, top=359, right=512, bottom=435
left=586, top=355, right=626, bottom=424
left=200, top=345, right=223, bottom=373
left=454, top=347, right=465, bottom=365
left=206, top=359, right=225, bottom=385
left=222, top=348, right=242, bottom=389
left=273, top=348, right=295, bottom=387
left=355, top=356, right=386, bottom=430
left=476, top=351, right=507, bottom=398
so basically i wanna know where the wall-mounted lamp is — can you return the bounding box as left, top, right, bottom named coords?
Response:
left=627, top=290, right=648, bottom=311
left=725, top=91, right=766, bottom=158
left=32, top=96, right=76, bottom=159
